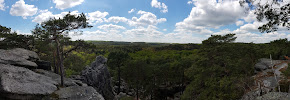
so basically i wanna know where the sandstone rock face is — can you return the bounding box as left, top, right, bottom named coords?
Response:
left=81, top=56, right=115, bottom=100
left=0, top=64, right=57, bottom=99
left=35, top=69, right=87, bottom=87
left=241, top=58, right=289, bottom=100
left=0, top=48, right=39, bottom=68
left=254, top=58, right=281, bottom=71
left=0, top=48, right=106, bottom=100
left=53, top=86, right=104, bottom=100
left=256, top=92, right=290, bottom=100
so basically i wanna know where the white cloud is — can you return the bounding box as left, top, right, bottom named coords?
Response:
left=236, top=20, right=244, bottom=26
left=124, top=25, right=163, bottom=38
left=10, top=0, right=38, bottom=19
left=174, top=21, right=213, bottom=35
left=172, top=0, right=247, bottom=37
left=87, top=11, right=109, bottom=24
left=128, top=10, right=166, bottom=27
left=0, top=0, right=5, bottom=11
left=212, top=29, right=232, bottom=35
left=52, top=0, right=84, bottom=10
left=71, top=30, right=123, bottom=41
left=151, top=0, right=168, bottom=13
left=235, top=32, right=288, bottom=43
left=128, top=8, right=135, bottom=13
left=242, top=10, right=256, bottom=23
left=106, top=16, right=128, bottom=23
left=98, top=24, right=126, bottom=31
left=165, top=32, right=206, bottom=43
left=187, top=1, right=193, bottom=5
left=182, top=0, right=247, bottom=28
left=32, top=10, right=80, bottom=23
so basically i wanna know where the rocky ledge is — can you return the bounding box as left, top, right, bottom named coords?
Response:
left=0, top=48, right=105, bottom=100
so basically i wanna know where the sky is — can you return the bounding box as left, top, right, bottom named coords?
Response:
left=0, top=0, right=289, bottom=43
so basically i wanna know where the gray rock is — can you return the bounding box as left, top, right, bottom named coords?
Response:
left=34, top=69, right=87, bottom=87
left=262, top=76, right=279, bottom=88
left=0, top=48, right=39, bottom=68
left=240, top=88, right=271, bottom=100
left=254, top=58, right=281, bottom=71
left=53, top=86, right=104, bottom=100
left=256, top=92, right=290, bottom=100
left=9, top=48, right=39, bottom=60
left=0, top=64, right=57, bottom=99
left=81, top=56, right=115, bottom=100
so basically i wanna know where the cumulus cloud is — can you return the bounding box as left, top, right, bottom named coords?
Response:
left=182, top=0, right=247, bottom=28
left=10, top=0, right=38, bottom=19
left=211, top=29, right=289, bottom=43
left=242, top=10, right=256, bottom=23
left=71, top=30, right=123, bottom=41
left=128, top=10, right=166, bottom=27
left=174, top=21, right=213, bottom=35
left=187, top=1, right=193, bottom=5
left=236, top=20, right=244, bottom=26
left=124, top=25, right=163, bottom=38
left=98, top=24, right=126, bottom=31
left=151, top=0, right=168, bottom=13
left=32, top=10, right=80, bottom=23
left=52, top=0, right=84, bottom=10
left=0, top=0, right=5, bottom=11
left=128, top=8, right=135, bottom=13
left=106, top=16, right=128, bottom=23
left=87, top=11, right=109, bottom=24
left=171, top=0, right=247, bottom=38
left=234, top=32, right=288, bottom=43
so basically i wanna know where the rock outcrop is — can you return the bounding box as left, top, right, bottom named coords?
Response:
left=35, top=69, right=87, bottom=87
left=255, top=92, right=290, bottom=100
left=0, top=48, right=39, bottom=68
left=241, top=58, right=289, bottom=100
left=254, top=58, right=283, bottom=71
left=53, top=86, right=104, bottom=100
left=0, top=48, right=105, bottom=100
left=0, top=64, right=57, bottom=99
left=81, top=56, right=115, bottom=100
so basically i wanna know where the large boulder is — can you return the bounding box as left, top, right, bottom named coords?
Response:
left=52, top=86, right=104, bottom=100
left=254, top=58, right=281, bottom=71
left=0, top=64, right=57, bottom=99
left=255, top=92, right=290, bottom=100
left=81, top=56, right=115, bottom=100
left=0, top=48, right=39, bottom=68
left=34, top=69, right=87, bottom=87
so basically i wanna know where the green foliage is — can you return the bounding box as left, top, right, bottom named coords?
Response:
left=63, top=51, right=96, bottom=76
left=65, top=69, right=78, bottom=77
left=120, top=49, right=196, bottom=99
left=202, top=33, right=236, bottom=45
left=0, top=25, right=34, bottom=50
left=182, top=34, right=259, bottom=100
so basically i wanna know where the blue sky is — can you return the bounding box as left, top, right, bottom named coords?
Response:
left=0, top=0, right=289, bottom=43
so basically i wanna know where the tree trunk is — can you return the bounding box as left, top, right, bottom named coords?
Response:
left=56, top=37, right=64, bottom=87
left=53, top=51, right=59, bottom=74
